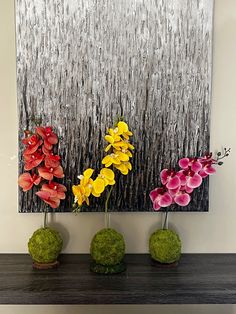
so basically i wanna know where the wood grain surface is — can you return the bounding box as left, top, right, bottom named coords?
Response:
left=0, top=253, right=236, bottom=304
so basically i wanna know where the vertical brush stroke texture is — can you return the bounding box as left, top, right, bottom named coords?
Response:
left=16, top=0, right=213, bottom=212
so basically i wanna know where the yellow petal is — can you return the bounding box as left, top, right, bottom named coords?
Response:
left=105, top=144, right=112, bottom=152
left=84, top=168, right=94, bottom=178
left=109, top=179, right=116, bottom=185
left=100, top=168, right=115, bottom=180
left=116, top=151, right=129, bottom=161
left=117, top=121, right=128, bottom=134
left=105, top=135, right=114, bottom=144
left=92, top=191, right=101, bottom=197
left=102, top=155, right=111, bottom=164
left=93, top=178, right=105, bottom=194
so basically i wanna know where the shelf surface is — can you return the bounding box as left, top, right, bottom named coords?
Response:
left=0, top=254, right=236, bottom=304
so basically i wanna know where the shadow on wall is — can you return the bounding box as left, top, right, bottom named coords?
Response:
left=0, top=305, right=235, bottom=314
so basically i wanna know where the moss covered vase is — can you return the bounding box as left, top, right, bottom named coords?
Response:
left=149, top=229, right=181, bottom=264
left=90, top=228, right=126, bottom=274
left=28, top=227, right=63, bottom=268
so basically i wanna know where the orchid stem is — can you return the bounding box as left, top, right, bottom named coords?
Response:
left=105, top=186, right=113, bottom=228
left=44, top=208, right=48, bottom=228
left=163, top=209, right=168, bottom=230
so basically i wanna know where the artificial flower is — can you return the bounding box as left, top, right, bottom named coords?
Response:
left=41, top=182, right=67, bottom=200
left=18, top=173, right=41, bottom=191
left=22, top=134, right=43, bottom=155
left=72, top=168, right=94, bottom=206
left=114, top=161, right=132, bottom=175
left=24, top=151, right=44, bottom=170
left=149, top=188, right=173, bottom=211
left=179, top=158, right=202, bottom=173
left=36, top=126, right=58, bottom=150
left=36, top=190, right=60, bottom=209
left=38, top=165, right=64, bottom=181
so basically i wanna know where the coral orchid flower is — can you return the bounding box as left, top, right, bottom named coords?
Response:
left=22, top=134, right=43, bottom=155
left=24, top=151, right=44, bottom=170
left=36, top=190, right=60, bottom=208
left=41, top=182, right=67, bottom=199
left=36, top=126, right=58, bottom=150
left=45, top=153, right=61, bottom=168
left=38, top=165, right=64, bottom=180
left=18, top=173, right=41, bottom=191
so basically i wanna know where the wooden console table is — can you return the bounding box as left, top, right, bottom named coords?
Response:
left=0, top=254, right=236, bottom=304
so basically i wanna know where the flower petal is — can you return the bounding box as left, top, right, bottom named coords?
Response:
left=179, top=158, right=190, bottom=169
left=159, top=192, right=172, bottom=207
left=174, top=193, right=191, bottom=206
left=187, top=173, right=202, bottom=189
left=166, top=176, right=181, bottom=190
left=191, top=161, right=202, bottom=173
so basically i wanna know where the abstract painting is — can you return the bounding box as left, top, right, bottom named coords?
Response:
left=16, top=0, right=214, bottom=212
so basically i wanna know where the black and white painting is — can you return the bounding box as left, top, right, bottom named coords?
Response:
left=16, top=0, right=214, bottom=212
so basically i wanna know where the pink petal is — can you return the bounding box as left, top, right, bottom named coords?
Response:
left=153, top=199, right=161, bottom=211
left=174, top=193, right=191, bottom=206
left=205, top=165, right=216, bottom=175
left=159, top=192, right=172, bottom=207
left=150, top=188, right=163, bottom=202
left=166, top=176, right=181, bottom=190
left=191, top=161, right=202, bottom=173
left=187, top=173, right=202, bottom=189
left=198, top=170, right=209, bottom=178
left=168, top=186, right=180, bottom=197
left=176, top=170, right=187, bottom=185
left=179, top=158, right=190, bottom=169
left=160, top=169, right=169, bottom=185
left=185, top=186, right=193, bottom=194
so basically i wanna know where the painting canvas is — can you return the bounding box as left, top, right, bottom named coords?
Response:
left=16, top=0, right=214, bottom=212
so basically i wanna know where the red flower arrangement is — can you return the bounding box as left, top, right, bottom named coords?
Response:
left=18, top=126, right=67, bottom=209
left=150, top=148, right=230, bottom=211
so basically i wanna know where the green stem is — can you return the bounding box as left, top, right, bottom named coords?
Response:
left=105, top=186, right=113, bottom=228
left=163, top=209, right=168, bottom=230
left=44, top=208, right=48, bottom=228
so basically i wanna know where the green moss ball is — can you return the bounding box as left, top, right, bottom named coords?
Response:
left=90, top=228, right=125, bottom=266
left=149, top=229, right=181, bottom=264
left=28, top=227, right=63, bottom=264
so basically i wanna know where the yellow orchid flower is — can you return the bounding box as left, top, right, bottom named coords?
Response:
left=114, top=161, right=132, bottom=175
left=102, top=151, right=129, bottom=167
left=72, top=168, right=94, bottom=206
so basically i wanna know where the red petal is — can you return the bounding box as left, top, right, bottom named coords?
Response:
left=41, top=184, right=58, bottom=197
left=187, top=173, right=202, bottom=189
left=47, top=133, right=58, bottom=145
left=36, top=127, right=46, bottom=138
left=18, top=173, right=33, bottom=191
left=44, top=139, right=53, bottom=150
left=38, top=167, right=54, bottom=180
left=159, top=192, right=172, bottom=207
left=179, top=158, right=189, bottom=169
left=45, top=156, right=60, bottom=168
left=53, top=166, right=64, bottom=178
left=174, top=193, right=191, bottom=206
left=166, top=176, right=181, bottom=190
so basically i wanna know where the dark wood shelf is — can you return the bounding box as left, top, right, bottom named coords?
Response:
left=0, top=254, right=236, bottom=304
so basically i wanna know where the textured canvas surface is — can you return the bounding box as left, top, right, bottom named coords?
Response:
left=16, top=0, right=213, bottom=212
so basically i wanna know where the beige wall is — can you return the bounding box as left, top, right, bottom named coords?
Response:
left=0, top=0, right=236, bottom=313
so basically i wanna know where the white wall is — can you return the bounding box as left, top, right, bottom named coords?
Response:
left=0, top=0, right=236, bottom=313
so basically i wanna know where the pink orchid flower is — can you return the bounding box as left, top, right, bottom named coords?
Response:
left=179, top=157, right=202, bottom=173
left=36, top=190, right=60, bottom=208
left=160, top=169, right=181, bottom=190
left=22, top=134, right=43, bottom=155
left=150, top=187, right=173, bottom=211
left=24, top=151, right=44, bottom=171
left=177, top=169, right=202, bottom=189
left=36, top=127, right=58, bottom=150
left=18, top=173, right=41, bottom=191
left=41, top=182, right=67, bottom=200
left=198, top=154, right=216, bottom=178
left=38, top=165, right=64, bottom=181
